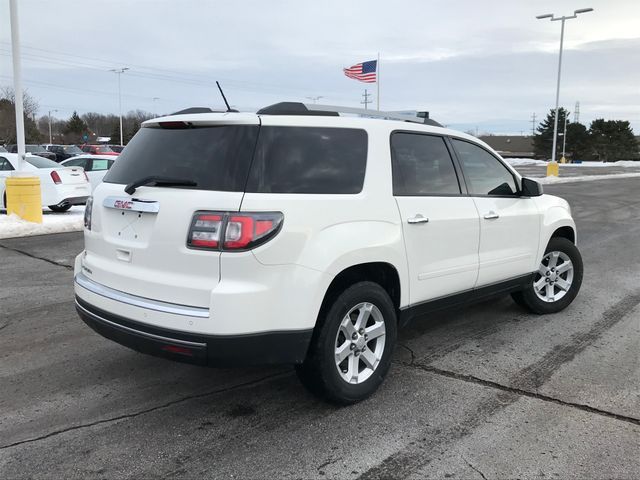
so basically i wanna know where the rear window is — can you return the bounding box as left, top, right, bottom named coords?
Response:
left=104, top=125, right=259, bottom=191
left=246, top=127, right=367, bottom=194
left=26, top=156, right=59, bottom=168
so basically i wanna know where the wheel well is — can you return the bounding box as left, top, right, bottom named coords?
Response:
left=551, top=226, right=575, bottom=244
left=320, top=262, right=401, bottom=318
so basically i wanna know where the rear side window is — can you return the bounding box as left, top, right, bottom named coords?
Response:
left=246, top=127, right=367, bottom=194
left=391, top=133, right=460, bottom=196
left=104, top=125, right=259, bottom=191
left=92, top=159, right=111, bottom=171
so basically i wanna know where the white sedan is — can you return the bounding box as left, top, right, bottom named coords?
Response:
left=0, top=153, right=91, bottom=212
left=60, top=154, right=116, bottom=191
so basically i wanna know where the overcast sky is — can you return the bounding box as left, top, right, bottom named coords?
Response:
left=1, top=0, right=638, bottom=134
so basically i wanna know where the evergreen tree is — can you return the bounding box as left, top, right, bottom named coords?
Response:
left=63, top=111, right=88, bottom=143
left=588, top=119, right=638, bottom=162
left=533, top=108, right=570, bottom=160
left=564, top=122, right=591, bottom=161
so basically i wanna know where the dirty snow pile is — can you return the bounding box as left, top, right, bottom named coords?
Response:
left=506, top=158, right=640, bottom=167
left=0, top=206, right=85, bottom=239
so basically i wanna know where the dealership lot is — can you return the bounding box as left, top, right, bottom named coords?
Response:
left=1, top=176, right=639, bottom=478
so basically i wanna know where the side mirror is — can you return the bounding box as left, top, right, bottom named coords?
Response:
left=521, top=177, right=543, bottom=197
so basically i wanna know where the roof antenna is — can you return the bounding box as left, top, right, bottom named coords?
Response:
left=216, top=81, right=237, bottom=112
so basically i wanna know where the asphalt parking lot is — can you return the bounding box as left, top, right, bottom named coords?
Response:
left=1, top=176, right=639, bottom=478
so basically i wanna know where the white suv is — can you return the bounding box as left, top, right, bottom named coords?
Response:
left=74, top=103, right=583, bottom=404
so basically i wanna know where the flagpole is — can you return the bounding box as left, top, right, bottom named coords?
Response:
left=376, top=52, right=380, bottom=110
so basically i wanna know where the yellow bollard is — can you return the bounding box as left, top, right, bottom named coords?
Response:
left=6, top=176, right=43, bottom=223
left=546, top=161, right=559, bottom=177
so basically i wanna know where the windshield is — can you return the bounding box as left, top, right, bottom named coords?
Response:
left=104, top=125, right=258, bottom=191
left=26, top=145, right=46, bottom=153
left=64, top=145, right=83, bottom=154
left=26, top=156, right=61, bottom=168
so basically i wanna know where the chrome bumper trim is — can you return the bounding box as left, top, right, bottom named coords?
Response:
left=74, top=272, right=210, bottom=318
left=75, top=300, right=206, bottom=347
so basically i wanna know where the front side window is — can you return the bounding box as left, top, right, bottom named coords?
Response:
left=246, top=127, right=367, bottom=194
left=391, top=133, right=460, bottom=196
left=452, top=139, right=518, bottom=196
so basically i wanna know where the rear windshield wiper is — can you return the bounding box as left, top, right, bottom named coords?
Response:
left=124, top=176, right=197, bottom=195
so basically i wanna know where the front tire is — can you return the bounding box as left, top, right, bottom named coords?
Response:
left=48, top=204, right=71, bottom=212
left=512, top=237, right=583, bottom=314
left=296, top=281, right=397, bottom=405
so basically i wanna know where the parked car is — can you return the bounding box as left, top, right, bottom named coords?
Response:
left=61, top=154, right=116, bottom=191
left=44, top=144, right=84, bottom=162
left=7, top=144, right=57, bottom=162
left=80, top=145, right=119, bottom=156
left=0, top=153, right=91, bottom=212
left=107, top=145, right=125, bottom=153
left=74, top=103, right=583, bottom=404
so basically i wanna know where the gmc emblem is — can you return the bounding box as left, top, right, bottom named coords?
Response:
left=114, top=200, right=133, bottom=210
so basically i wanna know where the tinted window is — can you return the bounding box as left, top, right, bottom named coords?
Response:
left=92, top=159, right=111, bottom=171
left=246, top=127, right=367, bottom=194
left=104, top=125, right=258, bottom=191
left=63, top=145, right=83, bottom=154
left=25, top=145, right=46, bottom=153
left=391, top=133, right=460, bottom=195
left=26, top=156, right=60, bottom=168
left=0, top=157, right=14, bottom=170
left=452, top=139, right=518, bottom=196
left=64, top=158, right=88, bottom=168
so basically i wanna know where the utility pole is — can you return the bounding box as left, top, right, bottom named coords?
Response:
left=48, top=109, right=58, bottom=144
left=530, top=112, right=537, bottom=136
left=9, top=0, right=25, bottom=172
left=361, top=89, right=372, bottom=110
left=562, top=111, right=571, bottom=161
left=110, top=67, right=129, bottom=146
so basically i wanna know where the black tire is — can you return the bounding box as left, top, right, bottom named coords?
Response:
left=296, top=281, right=397, bottom=405
left=511, top=237, right=583, bottom=314
left=48, top=204, right=71, bottom=212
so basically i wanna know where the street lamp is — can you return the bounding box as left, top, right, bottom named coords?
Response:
left=537, top=8, right=593, bottom=167
left=562, top=111, right=571, bottom=162
left=47, top=109, right=58, bottom=144
left=109, top=67, right=129, bottom=146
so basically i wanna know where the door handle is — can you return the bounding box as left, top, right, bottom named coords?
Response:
left=483, top=211, right=499, bottom=220
left=407, top=214, right=429, bottom=224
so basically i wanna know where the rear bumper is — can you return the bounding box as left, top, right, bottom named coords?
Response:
left=75, top=296, right=313, bottom=367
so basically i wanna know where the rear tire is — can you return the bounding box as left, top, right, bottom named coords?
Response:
left=296, top=281, right=397, bottom=405
left=512, top=237, right=583, bottom=314
left=48, top=204, right=71, bottom=212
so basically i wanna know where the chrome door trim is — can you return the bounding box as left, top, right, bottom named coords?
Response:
left=103, top=196, right=160, bottom=213
left=75, top=272, right=209, bottom=318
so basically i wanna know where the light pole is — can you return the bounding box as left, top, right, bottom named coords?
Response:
left=536, top=8, right=593, bottom=167
left=48, top=109, right=58, bottom=144
left=561, top=111, right=571, bottom=161
left=110, top=67, right=129, bottom=145
left=306, top=96, right=324, bottom=104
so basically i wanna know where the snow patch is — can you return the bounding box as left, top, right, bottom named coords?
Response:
left=535, top=173, right=640, bottom=184
left=506, top=158, right=640, bottom=168
left=0, top=206, right=85, bottom=239
left=505, top=158, right=547, bottom=166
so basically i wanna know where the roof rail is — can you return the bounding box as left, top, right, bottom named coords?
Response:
left=257, top=102, right=443, bottom=127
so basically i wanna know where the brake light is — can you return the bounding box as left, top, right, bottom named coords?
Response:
left=187, top=211, right=283, bottom=251
left=50, top=171, right=62, bottom=184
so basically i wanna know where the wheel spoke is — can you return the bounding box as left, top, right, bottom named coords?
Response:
left=365, top=321, right=385, bottom=340
left=534, top=277, right=547, bottom=291
left=538, top=264, right=548, bottom=276
left=354, top=303, right=373, bottom=330
left=555, top=277, right=571, bottom=291
left=548, top=252, right=560, bottom=268
left=545, top=284, right=554, bottom=301
left=348, top=355, right=360, bottom=383
left=360, top=349, right=378, bottom=370
left=335, top=342, right=352, bottom=364
left=340, top=317, right=356, bottom=338
left=556, top=261, right=573, bottom=274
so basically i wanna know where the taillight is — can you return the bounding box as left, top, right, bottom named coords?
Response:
left=50, top=171, right=62, bottom=184
left=187, top=211, right=283, bottom=251
left=84, top=196, right=93, bottom=230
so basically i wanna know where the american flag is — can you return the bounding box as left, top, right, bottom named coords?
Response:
left=343, top=60, right=377, bottom=83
